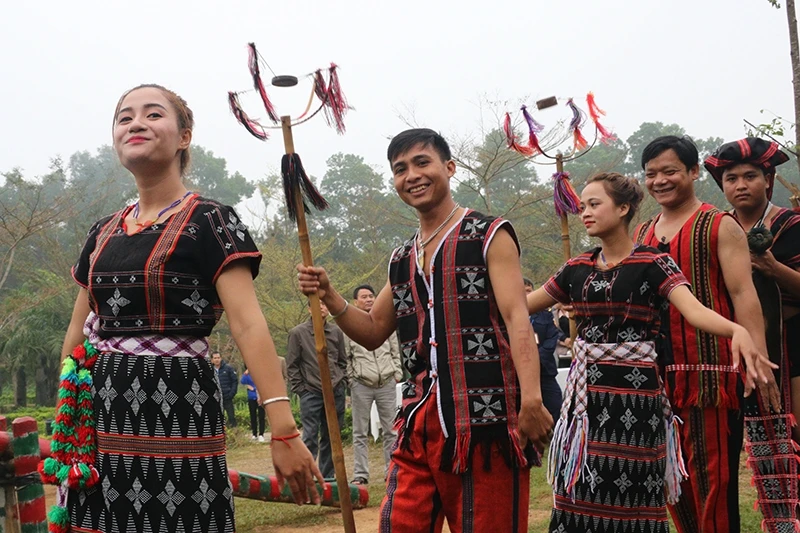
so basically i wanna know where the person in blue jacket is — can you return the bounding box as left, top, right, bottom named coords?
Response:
left=524, top=278, right=566, bottom=422
left=241, top=366, right=265, bottom=441
left=211, top=351, right=239, bottom=428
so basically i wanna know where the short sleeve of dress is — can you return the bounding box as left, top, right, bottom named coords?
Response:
left=196, top=204, right=262, bottom=284
left=649, top=252, right=689, bottom=299
left=543, top=261, right=573, bottom=304
left=71, top=219, right=106, bottom=289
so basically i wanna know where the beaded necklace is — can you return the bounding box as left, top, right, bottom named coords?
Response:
left=131, top=190, right=193, bottom=227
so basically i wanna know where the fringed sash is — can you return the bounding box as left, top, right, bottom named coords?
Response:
left=548, top=339, right=687, bottom=504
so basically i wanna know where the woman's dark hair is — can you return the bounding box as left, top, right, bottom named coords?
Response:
left=387, top=128, right=451, bottom=164
left=113, top=84, right=194, bottom=177
left=585, top=172, right=644, bottom=225
left=640, top=135, right=698, bottom=172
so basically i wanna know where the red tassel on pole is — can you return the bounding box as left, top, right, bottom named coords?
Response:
left=504, top=112, right=535, bottom=157
left=319, top=63, right=349, bottom=134
left=228, top=92, right=269, bottom=141
left=586, top=92, right=616, bottom=144
left=313, top=68, right=328, bottom=101
left=248, top=43, right=280, bottom=123
left=566, top=99, right=588, bottom=151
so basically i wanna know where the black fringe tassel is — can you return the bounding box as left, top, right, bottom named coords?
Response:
left=281, top=153, right=328, bottom=221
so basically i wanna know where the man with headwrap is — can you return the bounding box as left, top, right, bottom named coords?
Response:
left=705, top=137, right=800, bottom=532
left=634, top=136, right=776, bottom=533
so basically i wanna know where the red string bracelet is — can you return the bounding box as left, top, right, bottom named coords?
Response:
left=270, top=432, right=302, bottom=447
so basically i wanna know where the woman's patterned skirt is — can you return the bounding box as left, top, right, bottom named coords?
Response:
left=549, top=341, right=674, bottom=533
left=68, top=353, right=235, bottom=533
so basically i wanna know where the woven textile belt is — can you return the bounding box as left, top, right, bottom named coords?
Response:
left=83, top=312, right=209, bottom=358
left=549, top=339, right=687, bottom=505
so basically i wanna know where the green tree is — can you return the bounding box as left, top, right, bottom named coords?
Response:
left=451, top=128, right=542, bottom=216
left=0, top=161, right=74, bottom=294
left=185, top=146, right=255, bottom=207
left=317, top=153, right=414, bottom=261
left=0, top=272, right=73, bottom=406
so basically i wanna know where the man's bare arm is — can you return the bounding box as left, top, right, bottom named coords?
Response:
left=297, top=266, right=396, bottom=350
left=486, top=228, right=553, bottom=449
left=718, top=216, right=780, bottom=409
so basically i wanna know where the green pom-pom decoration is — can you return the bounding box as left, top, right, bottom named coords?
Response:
left=60, top=357, right=77, bottom=376
left=83, top=339, right=98, bottom=354
left=77, top=390, right=93, bottom=403
left=42, top=458, right=60, bottom=476
left=52, top=422, right=76, bottom=437
left=58, top=403, right=76, bottom=417
left=57, top=464, right=71, bottom=483
left=48, top=504, right=70, bottom=526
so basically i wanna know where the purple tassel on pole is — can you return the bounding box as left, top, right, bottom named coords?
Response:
left=553, top=171, right=582, bottom=217
left=521, top=105, right=544, bottom=155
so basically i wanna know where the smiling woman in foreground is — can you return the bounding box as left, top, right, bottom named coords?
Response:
left=49, top=84, right=323, bottom=533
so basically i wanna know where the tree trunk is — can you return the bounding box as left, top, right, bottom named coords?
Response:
left=787, top=0, right=800, bottom=172
left=34, top=356, right=58, bottom=406
left=14, top=366, right=27, bottom=407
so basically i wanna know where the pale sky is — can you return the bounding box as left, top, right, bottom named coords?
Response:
left=2, top=0, right=795, bottom=195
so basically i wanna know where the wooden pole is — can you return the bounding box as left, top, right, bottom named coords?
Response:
left=280, top=116, right=357, bottom=533
left=775, top=173, right=800, bottom=208
left=556, top=154, right=578, bottom=343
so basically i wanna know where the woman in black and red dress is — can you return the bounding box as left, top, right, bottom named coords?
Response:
left=526, top=172, right=763, bottom=533
left=57, top=84, right=323, bottom=533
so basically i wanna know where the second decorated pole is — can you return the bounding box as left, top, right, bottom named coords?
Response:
left=556, top=153, right=578, bottom=343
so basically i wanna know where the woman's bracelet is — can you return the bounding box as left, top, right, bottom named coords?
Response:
left=261, top=396, right=290, bottom=407
left=270, top=432, right=301, bottom=447
left=330, top=299, right=349, bottom=319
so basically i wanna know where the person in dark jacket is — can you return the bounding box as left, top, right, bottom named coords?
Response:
left=212, top=351, right=238, bottom=427
left=286, top=302, right=347, bottom=479
left=524, top=279, right=565, bottom=422
left=241, top=366, right=265, bottom=441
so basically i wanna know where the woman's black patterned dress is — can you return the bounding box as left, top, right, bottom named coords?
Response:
left=68, top=195, right=261, bottom=533
left=543, top=246, right=688, bottom=533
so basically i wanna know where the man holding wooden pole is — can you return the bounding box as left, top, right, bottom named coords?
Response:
left=298, top=128, right=552, bottom=533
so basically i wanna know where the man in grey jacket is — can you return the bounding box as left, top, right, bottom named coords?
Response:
left=345, top=284, right=402, bottom=485
left=286, top=302, right=348, bottom=479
